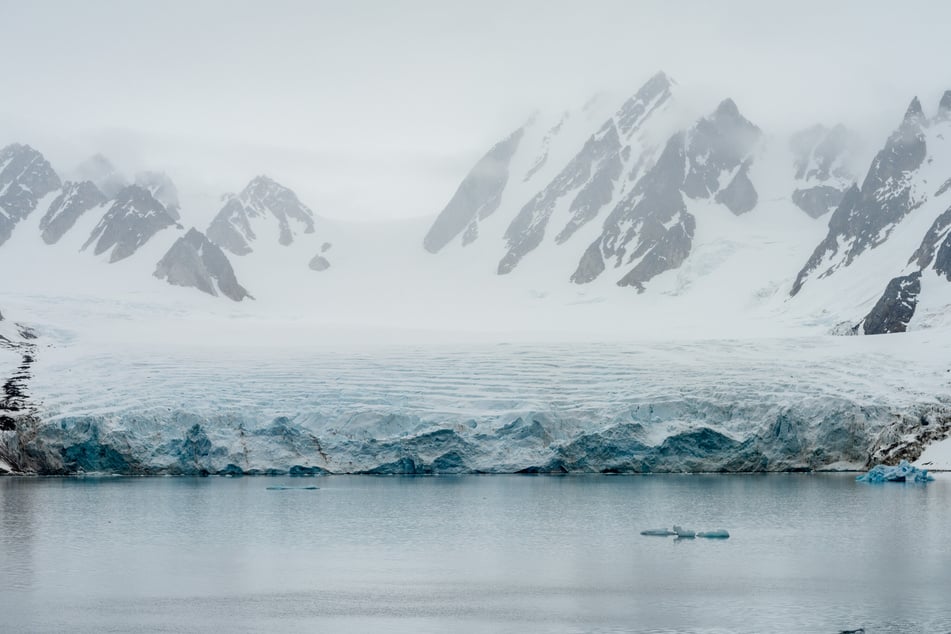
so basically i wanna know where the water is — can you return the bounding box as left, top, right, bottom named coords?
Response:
left=1, top=474, right=950, bottom=633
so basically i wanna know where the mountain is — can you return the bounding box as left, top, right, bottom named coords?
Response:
left=573, top=98, right=761, bottom=289
left=134, top=171, right=181, bottom=219
left=0, top=144, right=252, bottom=302
left=154, top=228, right=251, bottom=301
left=422, top=73, right=951, bottom=336
left=82, top=184, right=180, bottom=263
left=2, top=72, right=951, bottom=336
left=0, top=144, right=61, bottom=246
left=791, top=93, right=951, bottom=334
left=207, top=175, right=316, bottom=255
left=38, top=180, right=107, bottom=244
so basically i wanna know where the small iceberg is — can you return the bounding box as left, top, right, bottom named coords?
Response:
left=697, top=530, right=730, bottom=539
left=640, top=528, right=676, bottom=536
left=856, top=460, right=933, bottom=483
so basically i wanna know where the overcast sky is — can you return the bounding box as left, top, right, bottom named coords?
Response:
left=2, top=0, right=950, bottom=222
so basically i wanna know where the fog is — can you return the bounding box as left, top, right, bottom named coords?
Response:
left=2, top=0, right=950, bottom=221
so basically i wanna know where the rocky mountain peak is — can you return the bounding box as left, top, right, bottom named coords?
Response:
left=937, top=91, right=951, bottom=120
left=792, top=96, right=929, bottom=296
left=82, top=184, right=178, bottom=263
left=39, top=180, right=107, bottom=245
left=134, top=171, right=181, bottom=220
left=616, top=71, right=674, bottom=136
left=903, top=96, right=925, bottom=124
left=0, top=143, right=62, bottom=245
left=714, top=98, right=740, bottom=119
left=154, top=227, right=251, bottom=301
left=206, top=176, right=316, bottom=255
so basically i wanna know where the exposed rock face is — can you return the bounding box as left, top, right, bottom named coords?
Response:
left=308, top=254, right=331, bottom=271
left=134, top=171, right=181, bottom=219
left=792, top=99, right=928, bottom=295
left=206, top=175, right=315, bottom=255
left=860, top=271, right=921, bottom=334
left=423, top=127, right=524, bottom=253
left=911, top=206, right=951, bottom=278
left=572, top=132, right=689, bottom=286
left=74, top=154, right=127, bottom=199
left=714, top=160, right=757, bottom=215
left=681, top=99, right=761, bottom=206
left=498, top=72, right=673, bottom=274
left=0, top=144, right=62, bottom=246
left=38, top=180, right=107, bottom=244
left=499, top=122, right=622, bottom=273
left=154, top=228, right=250, bottom=301
left=82, top=185, right=178, bottom=262
left=792, top=185, right=846, bottom=220
left=573, top=99, right=760, bottom=289
left=790, top=124, right=861, bottom=218
left=857, top=204, right=951, bottom=334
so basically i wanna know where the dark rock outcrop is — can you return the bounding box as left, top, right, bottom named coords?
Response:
left=38, top=180, right=107, bottom=244
left=308, top=254, right=331, bottom=271
left=154, top=228, right=251, bottom=301
left=0, top=143, right=62, bottom=245
left=83, top=185, right=178, bottom=262
left=860, top=271, right=921, bottom=334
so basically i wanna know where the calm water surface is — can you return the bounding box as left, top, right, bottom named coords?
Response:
left=1, top=474, right=949, bottom=633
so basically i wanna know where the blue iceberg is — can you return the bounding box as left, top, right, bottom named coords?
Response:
left=697, top=530, right=730, bottom=539
left=856, top=460, right=933, bottom=483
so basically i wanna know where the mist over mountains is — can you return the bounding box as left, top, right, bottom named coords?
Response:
left=2, top=72, right=951, bottom=336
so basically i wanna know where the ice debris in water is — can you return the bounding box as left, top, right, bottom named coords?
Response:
left=697, top=530, right=730, bottom=539
left=265, top=486, right=319, bottom=491
left=856, top=460, right=933, bottom=483
left=673, top=525, right=696, bottom=538
left=640, top=526, right=729, bottom=539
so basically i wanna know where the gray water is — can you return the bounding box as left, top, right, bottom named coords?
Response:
left=1, top=475, right=949, bottom=634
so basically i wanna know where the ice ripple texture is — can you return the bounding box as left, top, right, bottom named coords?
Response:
left=7, top=336, right=951, bottom=474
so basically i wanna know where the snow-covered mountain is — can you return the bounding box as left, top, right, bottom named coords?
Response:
left=0, top=144, right=342, bottom=303
left=791, top=93, right=951, bottom=334
left=424, top=72, right=951, bottom=335
left=0, top=143, right=61, bottom=246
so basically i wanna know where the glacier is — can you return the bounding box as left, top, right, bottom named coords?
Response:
left=3, top=321, right=950, bottom=476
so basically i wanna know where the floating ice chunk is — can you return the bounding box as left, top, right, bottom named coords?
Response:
left=856, top=460, right=933, bottom=483
left=640, top=528, right=676, bottom=536
left=673, top=525, right=696, bottom=538
left=697, top=530, right=730, bottom=539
